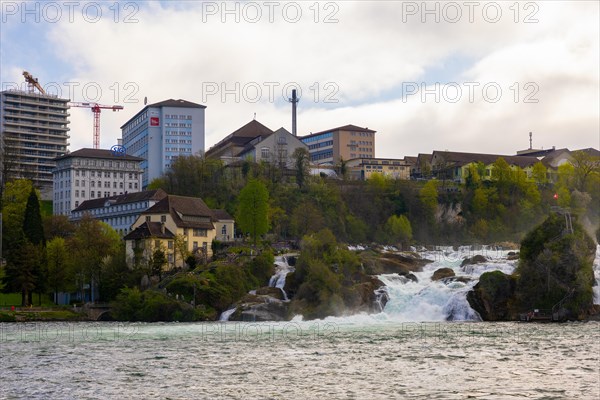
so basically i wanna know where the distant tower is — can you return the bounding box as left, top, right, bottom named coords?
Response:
left=529, top=132, right=533, bottom=149
left=288, top=89, right=299, bottom=136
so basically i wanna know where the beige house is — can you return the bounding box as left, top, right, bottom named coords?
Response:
left=300, top=124, right=376, bottom=165
left=346, top=157, right=411, bottom=180
left=124, top=195, right=234, bottom=269
left=238, top=127, right=308, bottom=168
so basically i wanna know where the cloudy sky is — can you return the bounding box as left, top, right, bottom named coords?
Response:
left=1, top=1, right=598, bottom=157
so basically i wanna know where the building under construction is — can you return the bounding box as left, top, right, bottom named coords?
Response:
left=0, top=80, right=70, bottom=199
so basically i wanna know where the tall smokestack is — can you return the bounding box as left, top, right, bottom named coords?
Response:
left=289, top=89, right=299, bottom=136
left=529, top=132, right=532, bottom=149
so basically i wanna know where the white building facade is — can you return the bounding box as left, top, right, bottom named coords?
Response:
left=53, top=148, right=143, bottom=216
left=70, top=189, right=168, bottom=236
left=120, top=99, right=206, bottom=188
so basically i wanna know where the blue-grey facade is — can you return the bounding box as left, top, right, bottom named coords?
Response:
left=121, top=99, right=206, bottom=188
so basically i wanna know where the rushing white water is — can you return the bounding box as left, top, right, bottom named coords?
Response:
left=593, top=245, right=600, bottom=304
left=219, top=307, right=237, bottom=321
left=269, top=255, right=295, bottom=301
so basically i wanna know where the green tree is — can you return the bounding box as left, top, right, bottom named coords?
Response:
left=236, top=179, right=269, bottom=245
left=152, top=248, right=167, bottom=280
left=292, top=147, right=311, bottom=189
left=383, top=214, right=413, bottom=247
left=70, top=217, right=121, bottom=302
left=23, top=188, right=45, bottom=246
left=570, top=150, right=600, bottom=192
left=419, top=180, right=439, bottom=223
left=532, top=162, right=548, bottom=185
left=46, top=237, right=72, bottom=303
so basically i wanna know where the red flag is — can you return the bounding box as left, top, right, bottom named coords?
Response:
left=553, top=193, right=558, bottom=200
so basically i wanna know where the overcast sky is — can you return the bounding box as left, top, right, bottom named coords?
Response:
left=1, top=1, right=598, bottom=157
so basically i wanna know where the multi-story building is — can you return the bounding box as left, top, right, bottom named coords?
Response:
left=124, top=194, right=235, bottom=268
left=346, top=157, right=411, bottom=180
left=300, top=124, right=376, bottom=166
left=0, top=89, right=70, bottom=199
left=70, top=189, right=168, bottom=236
left=121, top=99, right=206, bottom=188
left=53, top=148, right=143, bottom=216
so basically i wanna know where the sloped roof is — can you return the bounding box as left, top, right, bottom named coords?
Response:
left=144, top=195, right=215, bottom=229
left=54, top=148, right=144, bottom=162
left=123, top=221, right=175, bottom=240
left=206, top=120, right=274, bottom=157
left=432, top=151, right=539, bottom=168
left=301, top=124, right=376, bottom=139
left=73, top=189, right=167, bottom=212
left=212, top=209, right=234, bottom=221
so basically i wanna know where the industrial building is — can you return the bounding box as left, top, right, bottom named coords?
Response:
left=300, top=124, right=376, bottom=165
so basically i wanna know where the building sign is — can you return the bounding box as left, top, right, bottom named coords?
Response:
left=110, top=144, right=127, bottom=157
left=150, top=117, right=160, bottom=126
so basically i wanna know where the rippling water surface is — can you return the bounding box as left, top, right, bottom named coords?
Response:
left=1, top=320, right=598, bottom=399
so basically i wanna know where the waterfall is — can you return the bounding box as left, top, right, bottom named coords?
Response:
left=593, top=245, right=600, bottom=305
left=373, top=246, right=517, bottom=322
left=269, top=255, right=295, bottom=301
left=219, top=307, right=237, bottom=321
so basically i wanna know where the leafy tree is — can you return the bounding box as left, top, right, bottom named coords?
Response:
left=570, top=150, right=600, bottom=192
left=152, top=248, right=167, bottom=280
left=0, top=265, right=5, bottom=291
left=290, top=201, right=325, bottom=238
left=292, top=147, right=310, bottom=189
left=465, top=163, right=483, bottom=188
left=383, top=214, right=413, bottom=247
left=419, top=180, right=439, bottom=224
left=236, top=179, right=269, bottom=245
left=43, top=215, right=75, bottom=240
left=46, top=237, right=73, bottom=303
left=491, top=157, right=512, bottom=183
left=532, top=162, right=548, bottom=185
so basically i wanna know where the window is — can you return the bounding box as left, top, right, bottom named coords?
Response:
left=81, top=191, right=85, bottom=198
left=155, top=240, right=161, bottom=248
left=75, top=190, right=79, bottom=197
left=129, top=183, right=132, bottom=189
left=75, top=180, right=79, bottom=186
left=91, top=181, right=95, bottom=188
left=145, top=216, right=151, bottom=222
left=160, top=215, right=166, bottom=223
left=193, top=241, right=198, bottom=249
left=193, top=229, right=207, bottom=237
left=91, top=191, right=95, bottom=198
left=221, top=225, right=227, bottom=235
left=261, top=147, right=270, bottom=159
left=119, top=182, right=123, bottom=189
left=168, top=241, right=173, bottom=249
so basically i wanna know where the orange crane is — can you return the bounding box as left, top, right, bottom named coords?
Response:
left=23, top=71, right=46, bottom=94
left=70, top=102, right=124, bottom=149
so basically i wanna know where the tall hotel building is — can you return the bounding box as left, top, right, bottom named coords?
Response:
left=0, top=89, right=70, bottom=198
left=300, top=124, right=375, bottom=165
left=121, top=99, right=206, bottom=188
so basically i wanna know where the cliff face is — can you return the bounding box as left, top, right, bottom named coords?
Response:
left=467, top=213, right=597, bottom=321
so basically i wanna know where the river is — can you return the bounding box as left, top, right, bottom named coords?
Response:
left=1, top=246, right=599, bottom=399
left=0, top=320, right=598, bottom=399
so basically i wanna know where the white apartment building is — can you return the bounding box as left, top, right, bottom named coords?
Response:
left=53, top=148, right=143, bottom=216
left=70, top=189, right=168, bottom=236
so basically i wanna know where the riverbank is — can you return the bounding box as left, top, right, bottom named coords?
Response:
left=0, top=307, right=88, bottom=322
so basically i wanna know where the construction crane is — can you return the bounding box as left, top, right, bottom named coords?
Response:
left=23, top=71, right=45, bottom=94
left=70, top=102, right=124, bottom=149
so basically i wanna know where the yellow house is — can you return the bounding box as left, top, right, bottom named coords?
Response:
left=124, top=195, right=232, bottom=269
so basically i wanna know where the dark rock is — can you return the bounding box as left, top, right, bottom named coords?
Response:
left=466, top=270, right=516, bottom=321
left=360, top=250, right=432, bottom=276
left=254, top=286, right=285, bottom=300
left=230, top=297, right=289, bottom=322
left=432, top=268, right=455, bottom=281
left=507, top=253, right=520, bottom=260
left=406, top=273, right=418, bottom=283
left=461, top=254, right=487, bottom=267
left=441, top=276, right=471, bottom=284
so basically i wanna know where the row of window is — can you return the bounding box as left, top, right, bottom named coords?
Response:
left=350, top=132, right=374, bottom=137
left=165, top=139, right=192, bottom=144
left=165, top=130, right=192, bottom=136
left=308, top=140, right=333, bottom=150
left=164, top=147, right=192, bottom=153
left=70, top=159, right=136, bottom=168
left=302, top=132, right=332, bottom=143
left=165, top=114, right=192, bottom=120
left=72, top=170, right=139, bottom=179
left=123, top=110, right=148, bottom=134
left=165, top=123, right=192, bottom=128
left=349, top=154, right=373, bottom=159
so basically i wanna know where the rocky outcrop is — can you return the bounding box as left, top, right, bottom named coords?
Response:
left=461, top=254, right=487, bottom=267
left=431, top=268, right=455, bottom=281
left=342, top=276, right=387, bottom=313
left=360, top=250, right=432, bottom=277
left=467, top=270, right=516, bottom=321
left=254, top=286, right=285, bottom=300
left=229, top=293, right=289, bottom=322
